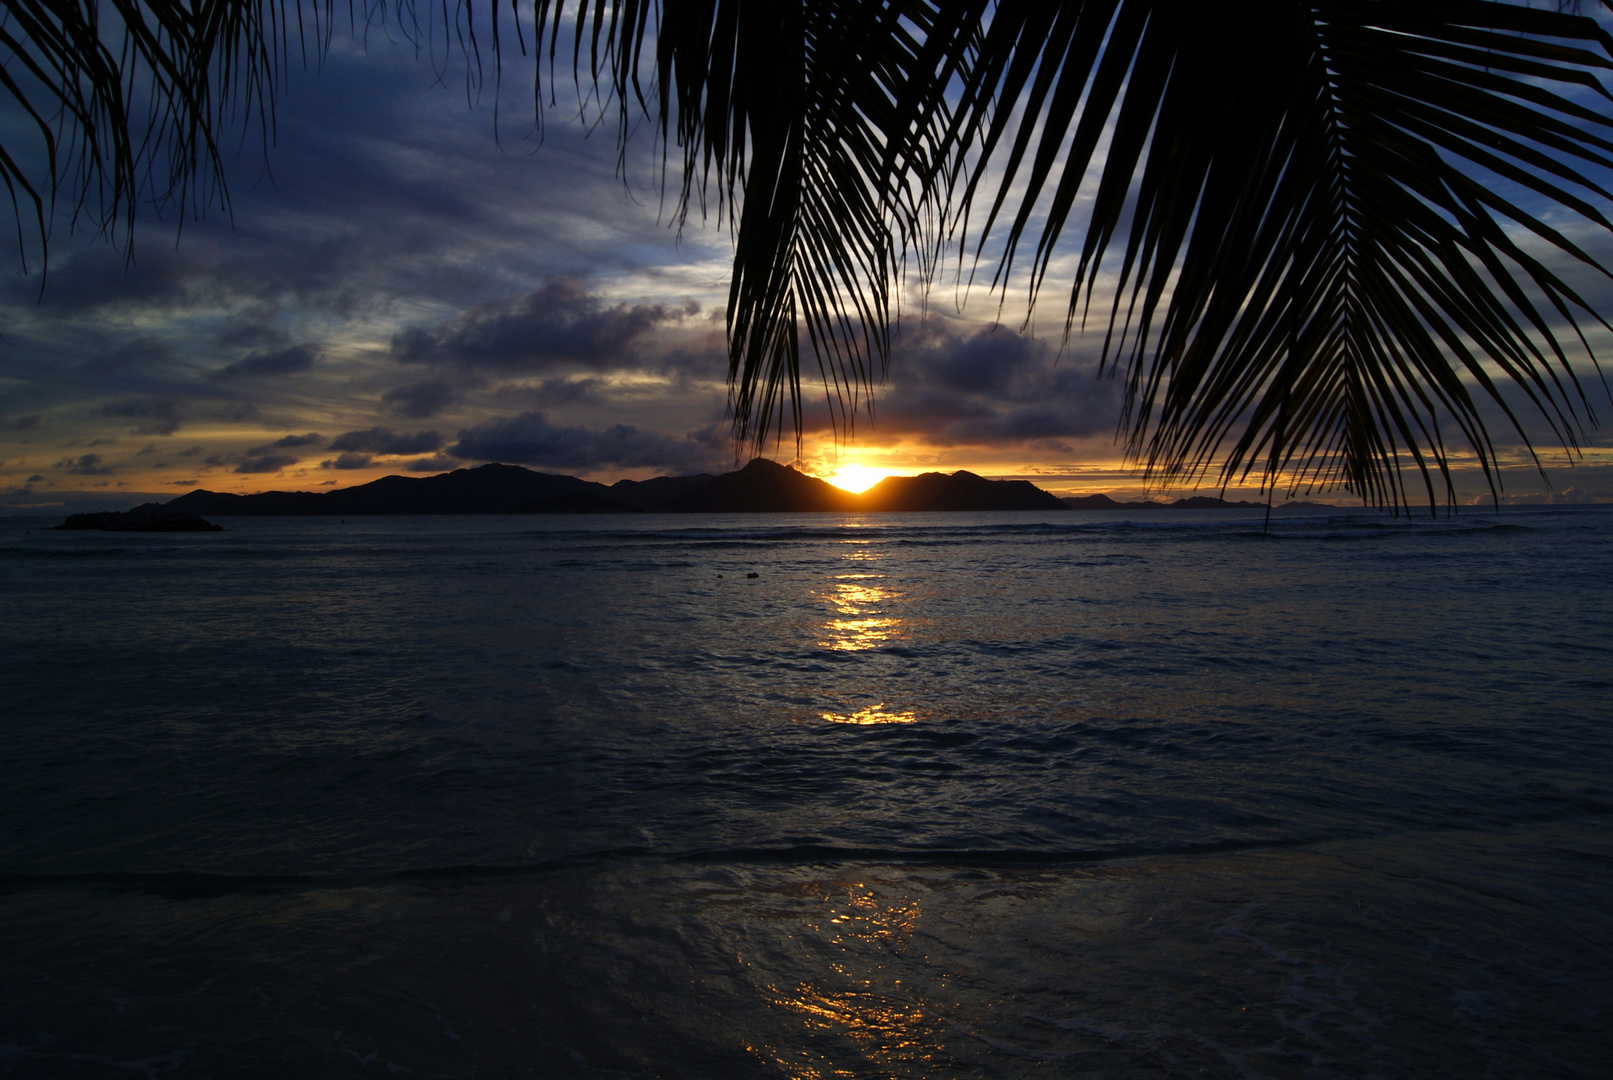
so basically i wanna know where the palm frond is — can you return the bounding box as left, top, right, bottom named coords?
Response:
left=7, top=1, right=1613, bottom=508
left=937, top=0, right=1613, bottom=508
left=0, top=0, right=333, bottom=271
left=531, top=0, right=963, bottom=448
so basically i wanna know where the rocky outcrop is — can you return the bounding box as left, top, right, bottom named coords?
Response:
left=55, top=506, right=223, bottom=532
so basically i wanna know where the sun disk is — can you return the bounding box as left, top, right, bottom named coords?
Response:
left=827, top=465, right=893, bottom=493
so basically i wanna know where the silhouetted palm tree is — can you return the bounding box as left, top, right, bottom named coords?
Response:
left=7, top=1, right=1612, bottom=507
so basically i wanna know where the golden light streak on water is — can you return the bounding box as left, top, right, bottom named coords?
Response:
left=820, top=704, right=917, bottom=725
left=761, top=884, right=938, bottom=1077
left=818, top=574, right=905, bottom=652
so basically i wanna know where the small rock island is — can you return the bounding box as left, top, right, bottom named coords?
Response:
left=55, top=506, right=223, bottom=532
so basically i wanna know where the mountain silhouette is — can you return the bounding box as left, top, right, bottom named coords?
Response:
left=155, top=459, right=1092, bottom=516
left=604, top=474, right=717, bottom=509
left=656, top=459, right=862, bottom=512
left=862, top=471, right=1066, bottom=511
left=166, top=464, right=596, bottom=516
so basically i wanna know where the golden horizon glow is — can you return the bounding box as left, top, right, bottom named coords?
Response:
left=826, top=464, right=895, bottom=493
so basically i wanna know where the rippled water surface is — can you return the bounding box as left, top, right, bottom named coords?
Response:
left=1, top=507, right=1609, bottom=1077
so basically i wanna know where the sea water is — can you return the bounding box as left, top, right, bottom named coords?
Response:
left=0, top=507, right=1608, bottom=1077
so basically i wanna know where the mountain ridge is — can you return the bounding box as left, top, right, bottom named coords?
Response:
left=158, top=459, right=1329, bottom=515
left=162, top=459, right=1068, bottom=515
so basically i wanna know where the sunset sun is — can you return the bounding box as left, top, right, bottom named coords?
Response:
left=827, top=464, right=894, bottom=494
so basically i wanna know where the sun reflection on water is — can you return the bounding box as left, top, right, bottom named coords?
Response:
left=820, top=704, right=917, bottom=725
left=758, top=883, right=940, bottom=1077
left=818, top=572, right=903, bottom=652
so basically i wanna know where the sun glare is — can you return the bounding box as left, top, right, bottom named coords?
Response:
left=827, top=465, right=893, bottom=493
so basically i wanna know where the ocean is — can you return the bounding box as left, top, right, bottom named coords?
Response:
left=1, top=506, right=1609, bottom=1077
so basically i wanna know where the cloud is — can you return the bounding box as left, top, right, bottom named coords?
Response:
left=210, top=343, right=321, bottom=380
left=26, top=474, right=43, bottom=482
left=2, top=414, right=41, bottom=431
left=321, top=452, right=373, bottom=469
left=210, top=401, right=262, bottom=423
left=392, top=278, right=694, bottom=374
left=215, top=317, right=291, bottom=349
left=243, top=432, right=323, bottom=456
left=816, top=323, right=1124, bottom=448
left=448, top=411, right=722, bottom=472
left=383, top=377, right=463, bottom=419
left=329, top=427, right=444, bottom=455
left=487, top=375, right=614, bottom=408
left=56, top=453, right=114, bottom=475
left=234, top=453, right=299, bottom=473
left=267, top=432, right=324, bottom=448
left=79, top=336, right=175, bottom=376
left=15, top=247, right=199, bottom=314
left=101, top=399, right=183, bottom=436
left=406, top=455, right=459, bottom=472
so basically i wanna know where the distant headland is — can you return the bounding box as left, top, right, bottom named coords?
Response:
left=54, top=507, right=224, bottom=532
left=147, top=458, right=1331, bottom=516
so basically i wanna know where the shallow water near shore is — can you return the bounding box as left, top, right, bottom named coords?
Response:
left=2, top=507, right=1609, bottom=1076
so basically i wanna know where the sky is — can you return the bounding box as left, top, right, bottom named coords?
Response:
left=3, top=10, right=1613, bottom=513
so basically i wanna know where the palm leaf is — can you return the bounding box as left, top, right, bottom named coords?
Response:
left=531, top=0, right=963, bottom=448
left=0, top=0, right=321, bottom=270
left=7, top=1, right=1613, bottom=508
left=522, top=0, right=1613, bottom=506
left=933, top=0, right=1613, bottom=508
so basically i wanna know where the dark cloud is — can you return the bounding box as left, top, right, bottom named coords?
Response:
left=177, top=445, right=205, bottom=457
left=921, top=324, right=1043, bottom=394
left=210, top=402, right=262, bottom=423
left=3, top=415, right=41, bottom=431
left=828, top=323, right=1124, bottom=448
left=270, top=432, right=324, bottom=448
left=56, top=453, right=114, bottom=475
left=26, top=474, right=43, bottom=483
left=102, top=398, right=183, bottom=436
left=329, top=427, right=444, bottom=455
left=406, top=455, right=459, bottom=472
left=15, top=247, right=199, bottom=314
left=79, top=336, right=175, bottom=376
left=244, top=432, right=323, bottom=455
left=215, top=317, right=291, bottom=349
left=448, top=411, right=722, bottom=472
left=392, top=279, right=694, bottom=374
left=210, top=343, right=321, bottom=380
left=234, top=453, right=299, bottom=473
left=519, top=376, right=610, bottom=407
left=383, top=377, right=464, bottom=419
left=322, top=453, right=373, bottom=470
left=685, top=421, right=729, bottom=451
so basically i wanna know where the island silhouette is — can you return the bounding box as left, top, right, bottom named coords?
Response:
left=147, top=458, right=1303, bottom=517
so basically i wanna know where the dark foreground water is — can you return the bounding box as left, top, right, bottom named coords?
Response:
left=1, top=506, right=1609, bottom=1077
